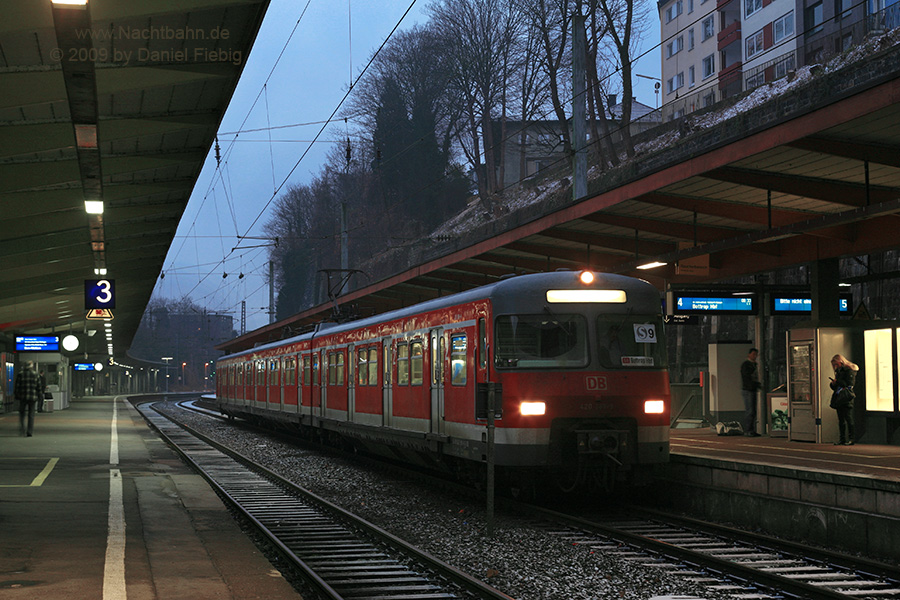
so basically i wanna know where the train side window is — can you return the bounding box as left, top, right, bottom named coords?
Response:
left=451, top=334, right=467, bottom=386
left=358, top=348, right=367, bottom=386
left=398, top=342, right=409, bottom=385
left=337, top=351, right=345, bottom=385
left=368, top=347, right=378, bottom=386
left=269, top=359, right=279, bottom=385
left=237, top=364, right=243, bottom=386
left=478, top=318, right=487, bottom=369
left=302, top=356, right=311, bottom=385
left=257, top=360, right=265, bottom=385
left=411, top=340, right=424, bottom=385
left=284, top=357, right=296, bottom=386
left=383, top=344, right=391, bottom=386
left=312, top=354, right=320, bottom=384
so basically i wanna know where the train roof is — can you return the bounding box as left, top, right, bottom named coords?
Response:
left=220, top=271, right=660, bottom=360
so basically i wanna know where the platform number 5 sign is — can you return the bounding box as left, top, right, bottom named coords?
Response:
left=85, top=279, right=116, bottom=309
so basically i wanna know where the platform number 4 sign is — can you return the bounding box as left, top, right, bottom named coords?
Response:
left=85, top=279, right=116, bottom=309
left=633, top=323, right=657, bottom=343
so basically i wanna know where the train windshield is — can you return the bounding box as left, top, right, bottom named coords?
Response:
left=494, top=314, right=588, bottom=368
left=597, top=316, right=668, bottom=369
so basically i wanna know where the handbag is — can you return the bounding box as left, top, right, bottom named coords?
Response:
left=830, top=386, right=855, bottom=409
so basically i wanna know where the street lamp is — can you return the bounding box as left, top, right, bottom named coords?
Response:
left=161, top=357, right=173, bottom=393
left=182, top=362, right=186, bottom=387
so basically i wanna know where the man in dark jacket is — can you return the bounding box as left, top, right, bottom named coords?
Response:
left=14, top=361, right=42, bottom=436
left=741, top=348, right=761, bottom=436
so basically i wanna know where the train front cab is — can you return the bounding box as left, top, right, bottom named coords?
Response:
left=487, top=272, right=670, bottom=489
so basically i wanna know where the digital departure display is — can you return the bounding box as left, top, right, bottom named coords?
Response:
left=673, top=294, right=757, bottom=315
left=15, top=336, right=59, bottom=351
left=771, top=294, right=852, bottom=314
left=74, top=363, right=96, bottom=371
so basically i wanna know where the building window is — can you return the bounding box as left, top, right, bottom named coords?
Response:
left=745, top=0, right=762, bottom=18
left=806, top=1, right=824, bottom=36
left=746, top=28, right=765, bottom=59
left=666, top=0, right=683, bottom=22
left=666, top=72, right=685, bottom=94
left=689, top=28, right=695, bottom=49
left=775, top=52, right=796, bottom=77
left=702, top=54, right=715, bottom=78
left=689, top=65, right=696, bottom=86
left=702, top=16, right=715, bottom=40
left=836, top=0, right=852, bottom=19
left=774, top=11, right=794, bottom=43
left=666, top=36, right=684, bottom=57
left=689, top=0, right=695, bottom=11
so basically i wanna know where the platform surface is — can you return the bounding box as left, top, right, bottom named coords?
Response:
left=670, top=427, right=900, bottom=484
left=0, top=396, right=302, bottom=599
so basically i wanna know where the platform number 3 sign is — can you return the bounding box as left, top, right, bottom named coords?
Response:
left=85, top=279, right=116, bottom=309
left=633, top=323, right=657, bottom=343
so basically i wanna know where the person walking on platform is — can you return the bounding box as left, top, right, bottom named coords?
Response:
left=14, top=361, right=42, bottom=437
left=741, top=348, right=761, bottom=436
left=829, top=354, right=859, bottom=445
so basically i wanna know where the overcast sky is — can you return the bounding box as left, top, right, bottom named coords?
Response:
left=153, top=0, right=662, bottom=334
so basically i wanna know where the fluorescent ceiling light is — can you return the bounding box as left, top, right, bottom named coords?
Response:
left=52, top=0, right=88, bottom=5
left=636, top=261, right=667, bottom=270
left=85, top=200, right=104, bottom=214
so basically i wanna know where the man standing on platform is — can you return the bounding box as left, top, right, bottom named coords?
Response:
left=741, top=348, right=761, bottom=436
left=14, top=360, right=41, bottom=437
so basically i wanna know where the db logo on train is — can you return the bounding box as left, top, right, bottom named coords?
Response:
left=585, top=376, right=608, bottom=391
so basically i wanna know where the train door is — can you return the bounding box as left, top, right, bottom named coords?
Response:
left=382, top=337, right=393, bottom=427
left=348, top=344, right=356, bottom=422
left=430, top=327, right=445, bottom=434
left=300, top=353, right=311, bottom=418
left=255, top=359, right=266, bottom=410
left=268, top=358, right=281, bottom=412
left=312, top=351, right=322, bottom=418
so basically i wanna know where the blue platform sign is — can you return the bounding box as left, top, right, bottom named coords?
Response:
left=74, top=363, right=96, bottom=371
left=84, top=279, right=116, bottom=309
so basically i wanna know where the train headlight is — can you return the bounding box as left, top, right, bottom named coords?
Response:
left=644, top=400, right=665, bottom=414
left=520, top=401, right=546, bottom=416
left=580, top=270, right=595, bottom=284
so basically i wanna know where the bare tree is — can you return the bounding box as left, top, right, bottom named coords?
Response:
left=592, top=0, right=650, bottom=159
left=429, top=0, right=525, bottom=205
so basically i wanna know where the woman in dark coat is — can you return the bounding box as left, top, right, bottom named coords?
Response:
left=829, top=354, right=859, bottom=446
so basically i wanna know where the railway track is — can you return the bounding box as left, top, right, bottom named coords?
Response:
left=172, top=398, right=900, bottom=599
left=524, top=504, right=900, bottom=599
left=137, top=401, right=514, bottom=600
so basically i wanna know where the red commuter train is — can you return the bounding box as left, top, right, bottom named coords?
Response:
left=216, top=270, right=670, bottom=491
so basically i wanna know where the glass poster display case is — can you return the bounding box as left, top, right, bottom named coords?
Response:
left=788, top=340, right=817, bottom=441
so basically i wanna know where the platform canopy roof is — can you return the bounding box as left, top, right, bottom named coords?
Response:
left=222, top=44, right=900, bottom=353
left=0, top=0, right=269, bottom=360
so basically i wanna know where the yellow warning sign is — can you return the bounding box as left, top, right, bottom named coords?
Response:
left=86, top=308, right=114, bottom=320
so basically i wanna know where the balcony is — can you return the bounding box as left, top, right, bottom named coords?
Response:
left=718, top=20, right=742, bottom=49
left=717, top=0, right=736, bottom=9
left=718, top=61, right=743, bottom=91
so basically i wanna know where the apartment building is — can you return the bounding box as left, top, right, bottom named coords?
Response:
left=659, top=0, right=722, bottom=120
